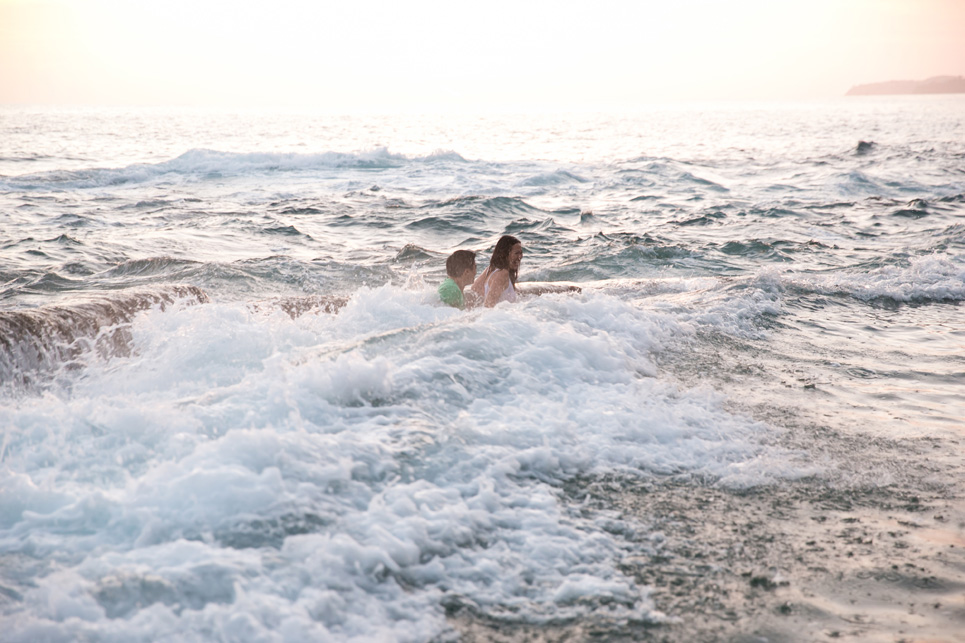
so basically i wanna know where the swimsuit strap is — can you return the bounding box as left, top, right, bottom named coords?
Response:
left=485, top=268, right=501, bottom=288
left=484, top=269, right=516, bottom=303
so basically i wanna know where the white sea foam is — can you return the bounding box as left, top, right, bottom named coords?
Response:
left=788, top=253, right=965, bottom=302
left=0, top=285, right=815, bottom=641
left=4, top=102, right=961, bottom=641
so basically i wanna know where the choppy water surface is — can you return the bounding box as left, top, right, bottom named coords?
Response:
left=1, top=99, right=963, bottom=641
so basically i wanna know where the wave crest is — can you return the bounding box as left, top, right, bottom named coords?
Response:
left=0, top=147, right=447, bottom=191
left=0, top=285, right=209, bottom=392
left=790, top=255, right=965, bottom=303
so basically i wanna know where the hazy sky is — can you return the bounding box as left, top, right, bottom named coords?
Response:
left=1, top=0, right=962, bottom=110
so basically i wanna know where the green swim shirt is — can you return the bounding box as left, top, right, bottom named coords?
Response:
left=438, top=278, right=465, bottom=309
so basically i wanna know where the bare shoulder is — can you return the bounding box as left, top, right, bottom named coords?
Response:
left=488, top=269, right=510, bottom=288
left=484, top=269, right=510, bottom=306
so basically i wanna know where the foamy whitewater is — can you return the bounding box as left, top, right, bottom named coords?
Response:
left=1, top=99, right=963, bottom=642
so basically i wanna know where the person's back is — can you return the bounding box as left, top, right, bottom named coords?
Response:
left=438, top=277, right=465, bottom=309
left=483, top=268, right=516, bottom=305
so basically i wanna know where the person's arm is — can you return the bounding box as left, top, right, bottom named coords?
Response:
left=484, top=269, right=510, bottom=307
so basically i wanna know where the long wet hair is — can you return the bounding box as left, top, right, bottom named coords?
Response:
left=488, top=235, right=521, bottom=285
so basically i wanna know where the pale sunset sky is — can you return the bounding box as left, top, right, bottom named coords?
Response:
left=1, top=0, right=962, bottom=110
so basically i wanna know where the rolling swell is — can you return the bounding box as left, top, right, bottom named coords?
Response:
left=782, top=255, right=965, bottom=304
left=0, top=285, right=208, bottom=392
left=0, top=148, right=414, bottom=191
left=422, top=195, right=545, bottom=218
left=404, top=196, right=563, bottom=237
left=715, top=239, right=828, bottom=262
left=516, top=169, right=588, bottom=187
left=539, top=232, right=695, bottom=280
left=100, top=257, right=202, bottom=279
left=504, top=217, right=574, bottom=236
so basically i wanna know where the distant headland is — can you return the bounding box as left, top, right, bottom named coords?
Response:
left=846, top=75, right=965, bottom=96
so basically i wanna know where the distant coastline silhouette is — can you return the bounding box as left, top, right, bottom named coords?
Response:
left=846, top=75, right=965, bottom=96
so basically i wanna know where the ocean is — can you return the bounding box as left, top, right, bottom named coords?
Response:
left=1, top=98, right=963, bottom=642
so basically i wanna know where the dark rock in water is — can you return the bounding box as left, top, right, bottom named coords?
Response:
left=215, top=513, right=333, bottom=549
left=892, top=207, right=929, bottom=219
left=393, top=243, right=433, bottom=262
left=750, top=575, right=780, bottom=590
left=270, top=295, right=349, bottom=319
left=264, top=225, right=304, bottom=236
left=515, top=281, right=582, bottom=296
left=94, top=567, right=235, bottom=618
left=0, top=285, right=209, bottom=391
left=906, top=198, right=929, bottom=210
left=855, top=141, right=876, bottom=155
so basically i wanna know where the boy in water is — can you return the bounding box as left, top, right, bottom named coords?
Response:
left=438, top=250, right=477, bottom=309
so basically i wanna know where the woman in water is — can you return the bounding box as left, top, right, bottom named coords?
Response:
left=471, top=235, right=523, bottom=307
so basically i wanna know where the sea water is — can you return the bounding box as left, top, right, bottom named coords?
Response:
left=1, top=98, right=963, bottom=641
